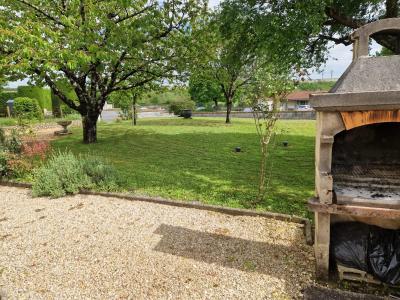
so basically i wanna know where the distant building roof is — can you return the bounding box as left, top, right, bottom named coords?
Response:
left=286, top=90, right=327, bottom=101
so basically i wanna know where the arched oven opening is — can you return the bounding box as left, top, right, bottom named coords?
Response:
left=332, top=122, right=400, bottom=205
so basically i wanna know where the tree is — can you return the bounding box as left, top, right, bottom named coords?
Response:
left=317, top=0, right=400, bottom=54
left=215, top=0, right=400, bottom=74
left=0, top=0, right=204, bottom=143
left=108, top=88, right=145, bottom=125
left=189, top=11, right=260, bottom=123
left=188, top=75, right=223, bottom=110
left=246, top=68, right=295, bottom=204
left=190, top=1, right=325, bottom=123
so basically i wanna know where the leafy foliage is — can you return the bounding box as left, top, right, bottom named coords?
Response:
left=0, top=0, right=205, bottom=143
left=0, top=128, right=43, bottom=179
left=297, top=81, right=335, bottom=91
left=168, top=99, right=196, bottom=115
left=146, top=89, right=191, bottom=105
left=188, top=75, right=223, bottom=108
left=190, top=1, right=323, bottom=123
left=318, top=1, right=399, bottom=55
left=0, top=128, right=23, bottom=154
left=0, top=151, right=9, bottom=178
left=82, top=156, right=125, bottom=192
left=13, top=97, right=43, bottom=120
left=16, top=86, right=51, bottom=110
left=50, top=80, right=79, bottom=117
left=32, top=151, right=123, bottom=198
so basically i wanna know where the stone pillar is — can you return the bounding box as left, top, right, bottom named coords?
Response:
left=315, top=112, right=342, bottom=204
left=314, top=212, right=331, bottom=280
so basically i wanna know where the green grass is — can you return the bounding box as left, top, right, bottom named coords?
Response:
left=0, top=118, right=19, bottom=126
left=52, top=118, right=316, bottom=218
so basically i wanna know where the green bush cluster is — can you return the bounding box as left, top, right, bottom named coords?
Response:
left=168, top=99, right=196, bottom=116
left=14, top=97, right=43, bottom=120
left=0, top=128, right=23, bottom=154
left=32, top=151, right=124, bottom=198
left=0, top=127, right=24, bottom=178
left=16, top=86, right=51, bottom=111
left=0, top=151, right=9, bottom=177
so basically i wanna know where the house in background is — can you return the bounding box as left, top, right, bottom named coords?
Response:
left=281, top=90, right=327, bottom=111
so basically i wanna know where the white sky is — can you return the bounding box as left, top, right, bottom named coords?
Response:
left=6, top=0, right=381, bottom=88
left=309, top=41, right=381, bottom=80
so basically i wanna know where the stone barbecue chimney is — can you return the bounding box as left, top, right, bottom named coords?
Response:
left=308, top=18, right=400, bottom=280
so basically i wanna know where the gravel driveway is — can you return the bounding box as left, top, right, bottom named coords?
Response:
left=0, top=186, right=315, bottom=299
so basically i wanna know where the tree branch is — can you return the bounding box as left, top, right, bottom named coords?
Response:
left=33, top=68, right=80, bottom=111
left=80, top=0, right=86, bottom=25
left=16, top=0, right=67, bottom=27
left=115, top=4, right=155, bottom=24
left=325, top=6, right=364, bottom=29
left=111, top=76, right=157, bottom=92
left=386, top=0, right=399, bottom=18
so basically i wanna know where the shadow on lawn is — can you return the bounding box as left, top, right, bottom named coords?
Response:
left=54, top=126, right=315, bottom=217
left=153, top=224, right=314, bottom=284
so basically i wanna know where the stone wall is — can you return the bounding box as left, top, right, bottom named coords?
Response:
left=192, top=111, right=316, bottom=120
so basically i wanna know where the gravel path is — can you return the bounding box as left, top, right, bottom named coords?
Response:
left=0, top=186, right=315, bottom=299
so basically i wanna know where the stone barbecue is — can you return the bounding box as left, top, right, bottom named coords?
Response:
left=308, top=18, right=400, bottom=280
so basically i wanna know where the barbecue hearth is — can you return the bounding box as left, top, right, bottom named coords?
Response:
left=308, top=18, right=400, bottom=280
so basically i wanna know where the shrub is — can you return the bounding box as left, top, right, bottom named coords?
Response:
left=32, top=166, right=65, bottom=198
left=17, top=86, right=51, bottom=111
left=168, top=99, right=196, bottom=116
left=32, top=151, right=90, bottom=197
left=82, top=156, right=124, bottom=191
left=6, top=154, right=34, bottom=179
left=22, top=140, right=50, bottom=159
left=32, top=151, right=123, bottom=197
left=0, top=151, right=10, bottom=178
left=14, top=97, right=43, bottom=120
left=0, top=128, right=22, bottom=154
left=0, top=127, right=5, bottom=145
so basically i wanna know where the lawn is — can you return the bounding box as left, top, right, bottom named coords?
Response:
left=52, top=118, right=316, bottom=218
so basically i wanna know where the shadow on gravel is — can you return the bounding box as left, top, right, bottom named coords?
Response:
left=153, top=224, right=311, bottom=278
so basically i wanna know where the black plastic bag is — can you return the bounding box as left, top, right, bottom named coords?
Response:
left=369, top=226, right=400, bottom=285
left=331, top=222, right=370, bottom=272
left=331, top=222, right=400, bottom=285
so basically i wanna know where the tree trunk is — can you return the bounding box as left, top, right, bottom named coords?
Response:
left=132, top=96, right=137, bottom=126
left=82, top=114, right=98, bottom=144
left=213, top=99, right=219, bottom=111
left=226, top=100, right=232, bottom=123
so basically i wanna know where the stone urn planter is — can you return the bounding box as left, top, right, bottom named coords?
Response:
left=54, top=120, right=72, bottom=136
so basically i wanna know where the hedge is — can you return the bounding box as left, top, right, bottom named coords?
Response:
left=51, top=81, right=79, bottom=117
left=17, top=86, right=51, bottom=111
left=168, top=99, right=196, bottom=115
left=0, top=91, right=17, bottom=116
left=14, top=97, right=43, bottom=120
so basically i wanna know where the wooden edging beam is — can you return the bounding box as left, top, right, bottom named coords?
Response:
left=0, top=180, right=314, bottom=245
left=308, top=198, right=400, bottom=219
